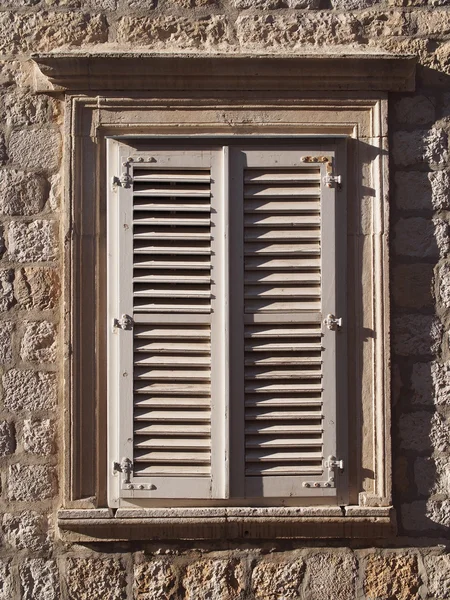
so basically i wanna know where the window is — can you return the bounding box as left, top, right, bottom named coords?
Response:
left=107, top=140, right=348, bottom=507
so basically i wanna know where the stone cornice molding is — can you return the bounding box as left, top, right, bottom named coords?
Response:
left=31, top=52, right=416, bottom=93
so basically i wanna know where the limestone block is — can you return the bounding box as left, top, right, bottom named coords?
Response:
left=117, top=16, right=231, bottom=49
left=392, top=129, right=448, bottom=166
left=437, top=261, right=450, bottom=307
left=425, top=499, right=450, bottom=527
left=399, top=411, right=433, bottom=451
left=23, top=419, right=55, bottom=455
left=0, top=0, right=39, bottom=5
left=14, top=268, right=60, bottom=310
left=0, top=270, right=14, bottom=312
left=394, top=217, right=440, bottom=257
left=124, top=0, right=156, bottom=7
left=331, top=0, right=382, bottom=7
left=394, top=171, right=432, bottom=210
left=134, top=560, right=177, bottom=600
left=411, top=362, right=433, bottom=406
left=66, top=558, right=127, bottom=600
left=234, top=0, right=319, bottom=8
left=7, top=220, right=58, bottom=262
left=251, top=558, right=305, bottom=599
left=431, top=360, right=450, bottom=405
left=393, top=315, right=442, bottom=356
left=48, top=173, right=61, bottom=211
left=0, top=91, right=52, bottom=128
left=0, top=133, right=7, bottom=166
left=2, top=369, right=57, bottom=411
left=8, top=128, right=61, bottom=172
left=0, top=170, right=48, bottom=216
left=0, top=321, right=13, bottom=364
left=413, top=9, right=450, bottom=36
left=424, top=554, right=450, bottom=599
left=0, top=421, right=14, bottom=456
left=364, top=554, right=420, bottom=600
left=394, top=95, right=435, bottom=125
left=45, top=0, right=81, bottom=5
left=414, top=456, right=450, bottom=495
left=304, top=553, right=356, bottom=600
left=7, top=464, right=56, bottom=501
left=429, top=170, right=450, bottom=209
left=2, top=511, right=49, bottom=551
left=83, top=0, right=117, bottom=8
left=20, top=559, right=60, bottom=600
left=432, top=217, right=450, bottom=257
left=0, top=12, right=108, bottom=54
left=392, top=264, right=433, bottom=308
left=0, top=560, right=14, bottom=600
left=430, top=412, right=450, bottom=452
left=183, top=559, right=245, bottom=600
left=20, top=321, right=57, bottom=364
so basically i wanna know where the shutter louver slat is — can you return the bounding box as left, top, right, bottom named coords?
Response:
left=132, top=166, right=212, bottom=481
left=243, top=164, right=325, bottom=489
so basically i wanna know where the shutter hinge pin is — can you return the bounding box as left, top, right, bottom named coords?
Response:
left=324, top=314, right=342, bottom=331
left=113, top=457, right=133, bottom=484
left=323, top=174, right=342, bottom=188
left=113, top=314, right=133, bottom=330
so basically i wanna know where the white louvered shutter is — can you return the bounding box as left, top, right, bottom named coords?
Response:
left=229, top=147, right=345, bottom=499
left=108, top=145, right=225, bottom=501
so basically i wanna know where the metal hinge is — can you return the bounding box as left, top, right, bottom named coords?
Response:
left=113, top=457, right=133, bottom=484
left=324, top=314, right=342, bottom=331
left=325, top=456, right=344, bottom=471
left=323, top=174, right=342, bottom=188
left=112, top=173, right=133, bottom=188
left=113, top=314, right=133, bottom=330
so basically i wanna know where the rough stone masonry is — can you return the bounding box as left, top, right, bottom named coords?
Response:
left=1, top=0, right=450, bottom=598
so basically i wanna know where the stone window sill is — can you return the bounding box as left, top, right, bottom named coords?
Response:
left=57, top=507, right=396, bottom=541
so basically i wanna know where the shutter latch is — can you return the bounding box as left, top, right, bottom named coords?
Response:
left=113, top=314, right=133, bottom=330
left=324, top=314, right=342, bottom=330
left=113, top=457, right=133, bottom=484
left=323, top=174, right=342, bottom=188
left=325, top=456, right=344, bottom=471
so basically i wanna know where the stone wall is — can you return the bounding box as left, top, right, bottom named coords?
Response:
left=0, top=0, right=450, bottom=598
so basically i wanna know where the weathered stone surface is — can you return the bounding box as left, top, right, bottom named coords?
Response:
left=48, top=173, right=60, bottom=211
left=424, top=554, right=450, bottom=599
left=425, top=499, right=450, bottom=527
left=183, top=559, right=245, bottom=600
left=395, top=171, right=432, bottom=210
left=429, top=170, right=450, bottom=210
left=394, top=218, right=439, bottom=257
left=413, top=9, right=450, bottom=36
left=134, top=560, right=177, bottom=600
left=393, top=315, right=442, bottom=356
left=432, top=217, right=450, bottom=257
left=124, top=0, right=156, bottom=7
left=117, top=16, right=231, bottom=49
left=2, top=369, right=57, bottom=411
left=234, top=0, right=319, bottom=8
left=0, top=0, right=40, bottom=5
left=8, top=464, right=56, bottom=501
left=0, top=560, right=14, bottom=600
left=430, top=412, right=450, bottom=452
left=431, top=360, right=450, bottom=405
left=0, top=91, right=52, bottom=127
left=364, top=554, right=420, bottom=600
left=23, top=419, right=55, bottom=455
left=0, top=133, right=7, bottom=166
left=305, top=553, right=356, bottom=600
left=0, top=170, right=48, bottom=215
left=392, top=129, right=448, bottom=166
left=0, top=12, right=108, bottom=54
left=394, top=95, right=435, bottom=125
left=411, top=362, right=433, bottom=406
left=20, top=321, right=57, bottom=363
left=392, top=263, right=433, bottom=308
left=437, top=261, right=450, bottom=307
left=251, top=558, right=305, bottom=599
left=14, top=268, right=60, bottom=310
left=415, top=456, right=450, bottom=495
left=399, top=411, right=433, bottom=451
left=0, top=421, right=14, bottom=456
left=331, top=0, right=382, bottom=7
left=393, top=456, right=410, bottom=495
left=7, top=220, right=58, bottom=262
left=83, top=0, right=116, bottom=8
left=0, top=269, right=14, bottom=312
left=66, top=558, right=127, bottom=600
left=2, top=511, right=49, bottom=551
left=401, top=501, right=440, bottom=531
left=8, top=128, right=61, bottom=172
left=0, top=321, right=13, bottom=364
left=20, top=559, right=59, bottom=600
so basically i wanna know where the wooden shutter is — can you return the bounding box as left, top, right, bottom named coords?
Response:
left=229, top=147, right=345, bottom=499
left=108, top=145, right=224, bottom=501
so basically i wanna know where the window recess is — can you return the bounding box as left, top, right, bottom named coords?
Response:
left=107, top=141, right=347, bottom=507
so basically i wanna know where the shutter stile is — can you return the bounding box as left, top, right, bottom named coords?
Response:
left=132, top=167, right=212, bottom=480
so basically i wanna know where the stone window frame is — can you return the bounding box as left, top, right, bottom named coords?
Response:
left=32, top=53, right=416, bottom=541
